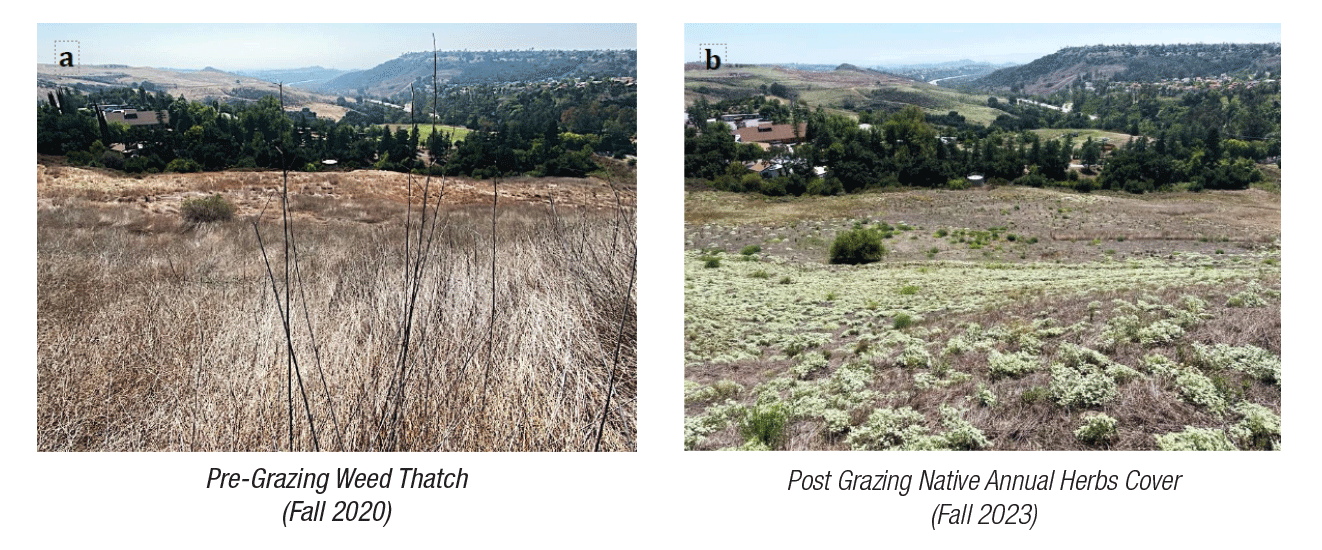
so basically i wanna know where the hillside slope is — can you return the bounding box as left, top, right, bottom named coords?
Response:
left=321, top=49, right=637, bottom=97
left=977, top=43, right=1280, bottom=94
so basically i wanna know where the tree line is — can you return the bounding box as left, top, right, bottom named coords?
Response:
left=685, top=81, right=1276, bottom=195
left=37, top=80, right=636, bottom=179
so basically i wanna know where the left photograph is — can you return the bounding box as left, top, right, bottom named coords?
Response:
left=36, top=23, right=638, bottom=451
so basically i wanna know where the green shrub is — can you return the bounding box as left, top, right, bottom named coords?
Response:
left=899, top=285, right=919, bottom=295
left=974, top=385, right=997, bottom=407
left=1074, top=413, right=1118, bottom=445
left=1193, top=343, right=1280, bottom=384
left=822, top=409, right=852, bottom=435
left=829, top=228, right=885, bottom=265
left=180, top=194, right=236, bottom=224
left=166, top=158, right=202, bottom=173
left=740, top=244, right=762, bottom=256
left=684, top=401, right=745, bottom=450
left=1173, top=368, right=1228, bottom=413
left=1226, top=290, right=1267, bottom=308
left=685, top=380, right=744, bottom=404
left=898, top=341, right=932, bottom=369
left=750, top=269, right=770, bottom=279
left=1155, top=427, right=1238, bottom=451
left=1020, top=386, right=1049, bottom=404
left=703, top=257, right=721, bottom=269
left=938, top=405, right=991, bottom=450
left=741, top=403, right=788, bottom=449
left=892, top=313, right=914, bottom=330
left=1137, top=319, right=1186, bottom=346
left=847, top=407, right=928, bottom=450
left=791, top=354, right=829, bottom=379
left=1230, top=402, right=1280, bottom=450
left=1049, top=364, right=1118, bottom=408
left=1014, top=173, right=1050, bottom=188
left=987, top=350, right=1039, bottom=380
left=1058, top=343, right=1111, bottom=368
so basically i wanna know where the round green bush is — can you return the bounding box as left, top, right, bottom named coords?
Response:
left=166, top=158, right=202, bottom=173
left=829, top=228, right=885, bottom=264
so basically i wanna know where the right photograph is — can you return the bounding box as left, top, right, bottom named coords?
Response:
left=683, top=23, right=1281, bottom=451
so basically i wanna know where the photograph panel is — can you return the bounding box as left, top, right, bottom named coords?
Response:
left=683, top=23, right=1280, bottom=451
left=37, top=23, right=638, bottom=452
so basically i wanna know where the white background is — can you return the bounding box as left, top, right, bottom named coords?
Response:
left=14, top=6, right=1316, bottom=548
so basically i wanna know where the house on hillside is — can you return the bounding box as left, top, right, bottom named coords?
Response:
left=746, top=161, right=784, bottom=179
left=734, top=122, right=808, bottom=146
left=102, top=108, right=168, bottom=127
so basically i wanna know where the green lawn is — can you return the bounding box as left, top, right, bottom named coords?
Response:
left=1028, top=128, right=1138, bottom=149
left=379, top=123, right=471, bottom=142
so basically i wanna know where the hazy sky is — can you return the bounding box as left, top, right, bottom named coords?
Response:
left=687, top=23, right=1282, bottom=66
left=37, top=24, right=637, bottom=70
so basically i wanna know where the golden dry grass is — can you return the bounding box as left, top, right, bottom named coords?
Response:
left=37, top=166, right=636, bottom=451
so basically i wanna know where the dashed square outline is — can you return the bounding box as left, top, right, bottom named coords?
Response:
left=697, top=43, right=727, bottom=69
left=53, top=40, right=80, bottom=72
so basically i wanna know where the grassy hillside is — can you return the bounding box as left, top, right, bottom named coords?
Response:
left=685, top=65, right=1006, bottom=125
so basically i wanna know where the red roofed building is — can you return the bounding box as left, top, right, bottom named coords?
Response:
left=734, top=122, right=808, bottom=145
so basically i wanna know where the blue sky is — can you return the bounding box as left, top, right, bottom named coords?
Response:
left=686, top=24, right=1282, bottom=66
left=36, top=24, right=636, bottom=70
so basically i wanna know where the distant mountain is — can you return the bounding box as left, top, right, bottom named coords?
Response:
left=777, top=63, right=838, bottom=72
left=319, top=49, right=636, bottom=97
left=834, top=63, right=885, bottom=74
left=232, top=66, right=353, bottom=89
left=873, top=60, right=1019, bottom=86
left=36, top=63, right=343, bottom=115
left=976, top=43, right=1281, bottom=94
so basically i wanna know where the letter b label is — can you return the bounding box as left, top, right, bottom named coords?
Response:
left=705, top=48, right=721, bottom=70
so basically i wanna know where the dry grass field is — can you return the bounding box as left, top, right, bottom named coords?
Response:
left=37, top=163, right=636, bottom=451
left=685, top=186, right=1280, bottom=451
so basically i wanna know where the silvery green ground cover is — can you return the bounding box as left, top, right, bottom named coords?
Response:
left=684, top=188, right=1280, bottom=450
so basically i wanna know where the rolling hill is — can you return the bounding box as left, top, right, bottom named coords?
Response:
left=319, top=49, right=637, bottom=97
left=685, top=64, right=1005, bottom=125
left=976, top=43, right=1281, bottom=95
left=36, top=63, right=349, bottom=119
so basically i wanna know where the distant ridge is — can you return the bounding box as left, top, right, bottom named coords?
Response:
left=232, top=66, right=353, bottom=88
left=319, top=49, right=636, bottom=97
left=976, top=43, right=1281, bottom=94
